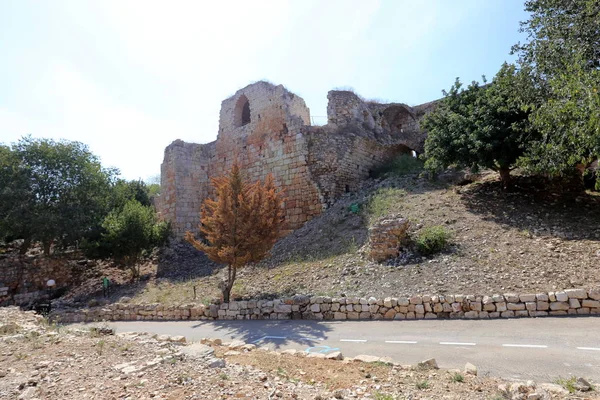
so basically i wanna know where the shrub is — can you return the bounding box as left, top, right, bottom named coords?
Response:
left=416, top=225, right=450, bottom=255
left=101, top=199, right=169, bottom=278
left=416, top=380, right=430, bottom=390
left=450, top=372, right=464, bottom=383
left=371, top=154, right=423, bottom=178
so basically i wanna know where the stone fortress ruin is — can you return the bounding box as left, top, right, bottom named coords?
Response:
left=157, top=81, right=435, bottom=236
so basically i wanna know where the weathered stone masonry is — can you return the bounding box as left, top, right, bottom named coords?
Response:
left=157, top=81, right=433, bottom=236
left=0, top=253, right=83, bottom=306
left=53, top=287, right=600, bottom=323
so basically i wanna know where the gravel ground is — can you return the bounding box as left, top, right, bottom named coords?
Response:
left=2, top=307, right=595, bottom=399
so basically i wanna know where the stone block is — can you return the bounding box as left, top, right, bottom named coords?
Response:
left=568, top=298, right=581, bottom=309
left=550, top=302, right=569, bottom=311
left=564, top=288, right=587, bottom=299
left=555, top=291, right=568, bottom=302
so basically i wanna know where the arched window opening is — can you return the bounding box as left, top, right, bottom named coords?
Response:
left=241, top=100, right=250, bottom=125
left=234, top=95, right=251, bottom=127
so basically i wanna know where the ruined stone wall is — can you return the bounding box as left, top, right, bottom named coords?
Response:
left=0, top=253, right=84, bottom=306
left=158, top=81, right=435, bottom=237
left=305, top=128, right=409, bottom=206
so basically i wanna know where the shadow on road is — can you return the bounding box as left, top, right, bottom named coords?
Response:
left=190, top=319, right=332, bottom=350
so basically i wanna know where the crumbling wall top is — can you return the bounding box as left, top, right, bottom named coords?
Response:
left=218, top=81, right=310, bottom=141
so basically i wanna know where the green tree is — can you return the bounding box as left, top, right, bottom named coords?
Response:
left=513, top=0, right=600, bottom=178
left=514, top=0, right=600, bottom=78
left=111, top=179, right=152, bottom=210
left=185, top=164, right=284, bottom=303
left=145, top=174, right=161, bottom=198
left=0, top=145, right=34, bottom=251
left=423, top=63, right=537, bottom=188
left=101, top=199, right=169, bottom=279
left=0, top=136, right=115, bottom=254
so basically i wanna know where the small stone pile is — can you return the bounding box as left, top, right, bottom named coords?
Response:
left=367, top=215, right=410, bottom=261
left=53, top=287, right=600, bottom=323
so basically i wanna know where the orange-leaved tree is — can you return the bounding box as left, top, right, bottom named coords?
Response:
left=185, top=163, right=284, bottom=303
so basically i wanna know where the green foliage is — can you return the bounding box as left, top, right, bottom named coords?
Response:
left=365, top=187, right=407, bottom=222
left=416, top=380, right=430, bottom=390
left=371, top=154, right=423, bottom=178
left=0, top=136, right=116, bottom=254
left=373, top=392, right=396, bottom=400
left=111, top=179, right=152, bottom=210
left=101, top=199, right=169, bottom=278
left=554, top=377, right=578, bottom=394
left=450, top=372, right=464, bottom=383
left=514, top=0, right=600, bottom=79
left=423, top=64, right=537, bottom=187
left=513, top=0, right=600, bottom=178
left=523, top=59, right=600, bottom=177
left=416, top=226, right=450, bottom=255
left=145, top=174, right=161, bottom=198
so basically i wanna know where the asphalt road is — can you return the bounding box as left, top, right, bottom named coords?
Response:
left=82, top=317, right=600, bottom=382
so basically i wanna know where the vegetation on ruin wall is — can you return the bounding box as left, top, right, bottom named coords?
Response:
left=185, top=164, right=284, bottom=303
left=423, top=0, right=600, bottom=188
left=0, top=136, right=167, bottom=275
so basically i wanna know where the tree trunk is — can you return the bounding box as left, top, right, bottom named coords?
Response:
left=499, top=167, right=511, bottom=189
left=43, top=240, right=52, bottom=256
left=222, top=264, right=236, bottom=303
left=19, top=238, right=31, bottom=255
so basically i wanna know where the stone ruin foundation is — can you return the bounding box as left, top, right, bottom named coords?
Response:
left=157, top=81, right=436, bottom=237
left=367, top=215, right=410, bottom=262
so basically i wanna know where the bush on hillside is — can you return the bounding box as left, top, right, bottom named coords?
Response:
left=415, top=225, right=450, bottom=255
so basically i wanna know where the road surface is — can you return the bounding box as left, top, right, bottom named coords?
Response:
left=77, top=317, right=600, bottom=382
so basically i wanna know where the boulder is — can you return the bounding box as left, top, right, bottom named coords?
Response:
left=464, top=362, right=477, bottom=376
left=353, top=354, right=381, bottom=363
left=419, top=358, right=438, bottom=369
left=325, top=351, right=343, bottom=360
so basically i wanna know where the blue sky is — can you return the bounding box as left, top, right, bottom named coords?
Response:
left=0, top=1, right=528, bottom=180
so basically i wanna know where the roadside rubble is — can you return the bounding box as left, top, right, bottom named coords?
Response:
left=0, top=307, right=597, bottom=399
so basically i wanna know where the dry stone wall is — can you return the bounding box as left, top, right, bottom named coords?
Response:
left=158, top=81, right=433, bottom=237
left=0, top=253, right=83, bottom=306
left=53, top=287, right=600, bottom=323
left=367, top=215, right=410, bottom=261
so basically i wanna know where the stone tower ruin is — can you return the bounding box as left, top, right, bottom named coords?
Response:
left=157, top=81, right=434, bottom=236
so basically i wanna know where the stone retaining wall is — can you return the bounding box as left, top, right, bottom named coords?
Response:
left=0, top=253, right=84, bottom=306
left=52, top=287, right=600, bottom=323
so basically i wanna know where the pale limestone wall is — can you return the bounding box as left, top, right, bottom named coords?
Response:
left=54, top=287, right=600, bottom=322
left=158, top=81, right=435, bottom=237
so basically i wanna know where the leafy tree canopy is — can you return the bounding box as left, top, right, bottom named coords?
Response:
left=514, top=0, right=600, bottom=177
left=423, top=63, right=537, bottom=187
left=0, top=136, right=116, bottom=253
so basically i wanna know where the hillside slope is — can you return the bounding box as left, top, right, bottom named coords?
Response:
left=105, top=168, right=600, bottom=305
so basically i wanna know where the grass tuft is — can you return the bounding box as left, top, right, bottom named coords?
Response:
left=450, top=372, right=464, bottom=383
left=365, top=187, right=407, bottom=222
left=416, top=380, right=430, bottom=390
